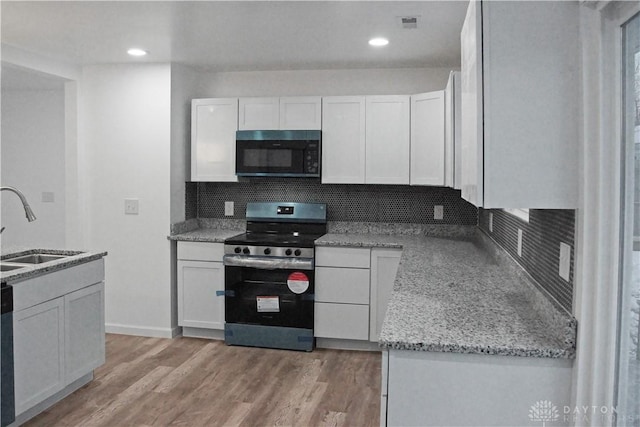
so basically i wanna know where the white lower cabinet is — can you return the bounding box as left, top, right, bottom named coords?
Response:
left=177, top=260, right=224, bottom=329
left=14, top=297, right=65, bottom=415
left=370, top=249, right=401, bottom=342
left=64, top=283, right=106, bottom=384
left=12, top=260, right=105, bottom=418
left=384, top=349, right=573, bottom=427
left=315, top=247, right=371, bottom=340
left=177, top=242, right=225, bottom=331
left=315, top=303, right=370, bottom=340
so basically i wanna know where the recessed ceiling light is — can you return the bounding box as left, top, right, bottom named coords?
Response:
left=127, top=48, right=148, bottom=57
left=368, top=37, right=389, bottom=47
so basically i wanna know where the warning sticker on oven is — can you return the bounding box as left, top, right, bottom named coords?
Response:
left=257, top=296, right=280, bottom=312
left=287, top=272, right=310, bottom=294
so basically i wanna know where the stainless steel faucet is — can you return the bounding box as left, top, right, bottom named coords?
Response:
left=0, top=187, right=37, bottom=233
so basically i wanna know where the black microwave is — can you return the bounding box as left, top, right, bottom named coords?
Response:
left=236, top=130, right=321, bottom=178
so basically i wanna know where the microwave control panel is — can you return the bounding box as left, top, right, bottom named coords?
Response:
left=304, top=144, right=320, bottom=174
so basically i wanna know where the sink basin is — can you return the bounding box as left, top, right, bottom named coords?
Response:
left=4, top=254, right=67, bottom=264
left=0, top=264, right=25, bottom=272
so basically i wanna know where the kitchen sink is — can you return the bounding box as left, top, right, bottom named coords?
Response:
left=4, top=254, right=67, bottom=264
left=0, top=264, right=25, bottom=272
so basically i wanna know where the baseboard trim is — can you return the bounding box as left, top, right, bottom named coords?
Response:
left=105, top=323, right=179, bottom=338
left=316, top=338, right=381, bottom=352
left=182, top=327, right=225, bottom=340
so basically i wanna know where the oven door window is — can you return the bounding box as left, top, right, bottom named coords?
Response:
left=225, top=266, right=314, bottom=329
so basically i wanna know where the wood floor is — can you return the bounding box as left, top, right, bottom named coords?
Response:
left=25, top=334, right=381, bottom=427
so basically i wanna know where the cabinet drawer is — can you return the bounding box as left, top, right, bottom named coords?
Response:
left=178, top=242, right=224, bottom=262
left=314, top=303, right=369, bottom=340
left=316, top=267, right=369, bottom=304
left=316, top=247, right=370, bottom=268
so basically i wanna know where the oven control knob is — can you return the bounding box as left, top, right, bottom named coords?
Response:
left=294, top=249, right=302, bottom=256
left=264, top=248, right=271, bottom=255
left=234, top=247, right=241, bottom=254
left=242, top=247, right=250, bottom=255
left=285, top=249, right=292, bottom=256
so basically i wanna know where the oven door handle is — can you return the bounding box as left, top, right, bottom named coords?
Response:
left=223, top=255, right=314, bottom=271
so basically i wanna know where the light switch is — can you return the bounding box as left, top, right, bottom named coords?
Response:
left=225, top=201, right=234, bottom=216
left=125, top=198, right=139, bottom=215
left=434, top=205, right=444, bottom=220
left=517, top=229, right=523, bottom=257
left=559, top=242, right=571, bottom=281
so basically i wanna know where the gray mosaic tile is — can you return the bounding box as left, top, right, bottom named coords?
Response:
left=478, top=209, right=575, bottom=313
left=190, top=179, right=478, bottom=225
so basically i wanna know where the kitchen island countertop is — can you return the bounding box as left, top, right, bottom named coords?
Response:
left=1, top=248, right=107, bottom=283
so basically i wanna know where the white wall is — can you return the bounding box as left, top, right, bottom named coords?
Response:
left=170, top=64, right=201, bottom=223
left=1, top=88, right=66, bottom=248
left=79, top=64, right=174, bottom=337
left=169, top=63, right=202, bottom=329
left=198, top=67, right=453, bottom=97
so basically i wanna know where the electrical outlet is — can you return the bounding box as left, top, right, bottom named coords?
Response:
left=517, top=229, right=523, bottom=257
left=124, top=198, right=139, bottom=215
left=434, top=205, right=444, bottom=220
left=559, top=242, right=571, bottom=281
left=225, top=201, right=234, bottom=216
left=489, top=213, right=493, bottom=232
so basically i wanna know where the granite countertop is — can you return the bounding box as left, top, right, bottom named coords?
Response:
left=1, top=248, right=108, bottom=283
left=168, top=228, right=244, bottom=243
left=168, top=218, right=245, bottom=243
left=316, top=232, right=577, bottom=359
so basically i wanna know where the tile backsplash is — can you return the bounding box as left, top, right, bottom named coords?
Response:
left=185, top=181, right=575, bottom=312
left=478, top=208, right=575, bottom=313
left=186, top=179, right=478, bottom=225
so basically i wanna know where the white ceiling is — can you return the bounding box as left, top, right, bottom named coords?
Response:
left=1, top=1, right=469, bottom=72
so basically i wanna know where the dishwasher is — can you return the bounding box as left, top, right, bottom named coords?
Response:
left=1, top=282, right=15, bottom=427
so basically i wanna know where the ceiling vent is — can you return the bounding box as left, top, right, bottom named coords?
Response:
left=397, top=16, right=419, bottom=29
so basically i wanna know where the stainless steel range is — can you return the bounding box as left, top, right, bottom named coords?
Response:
left=223, top=202, right=327, bottom=351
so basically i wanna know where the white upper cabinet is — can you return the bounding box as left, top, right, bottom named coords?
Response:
left=365, top=95, right=411, bottom=185
left=460, top=0, right=579, bottom=208
left=280, top=97, right=322, bottom=130
left=410, top=91, right=445, bottom=186
left=321, top=96, right=366, bottom=184
left=238, top=97, right=279, bottom=130
left=445, top=71, right=462, bottom=189
left=239, top=97, right=321, bottom=130
left=191, top=98, right=238, bottom=182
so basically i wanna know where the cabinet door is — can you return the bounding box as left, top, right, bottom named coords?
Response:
left=370, top=249, right=402, bottom=342
left=321, top=96, right=366, bottom=184
left=14, top=297, right=65, bottom=415
left=178, top=260, right=225, bottom=330
left=481, top=1, right=579, bottom=208
left=65, top=283, right=105, bottom=384
left=445, top=71, right=462, bottom=190
left=316, top=267, right=370, bottom=304
left=315, top=302, right=369, bottom=340
left=460, top=0, right=483, bottom=206
left=238, top=97, right=279, bottom=130
left=191, top=98, right=239, bottom=182
left=279, top=97, right=322, bottom=130
left=410, top=91, right=445, bottom=186
left=365, top=96, right=410, bottom=184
